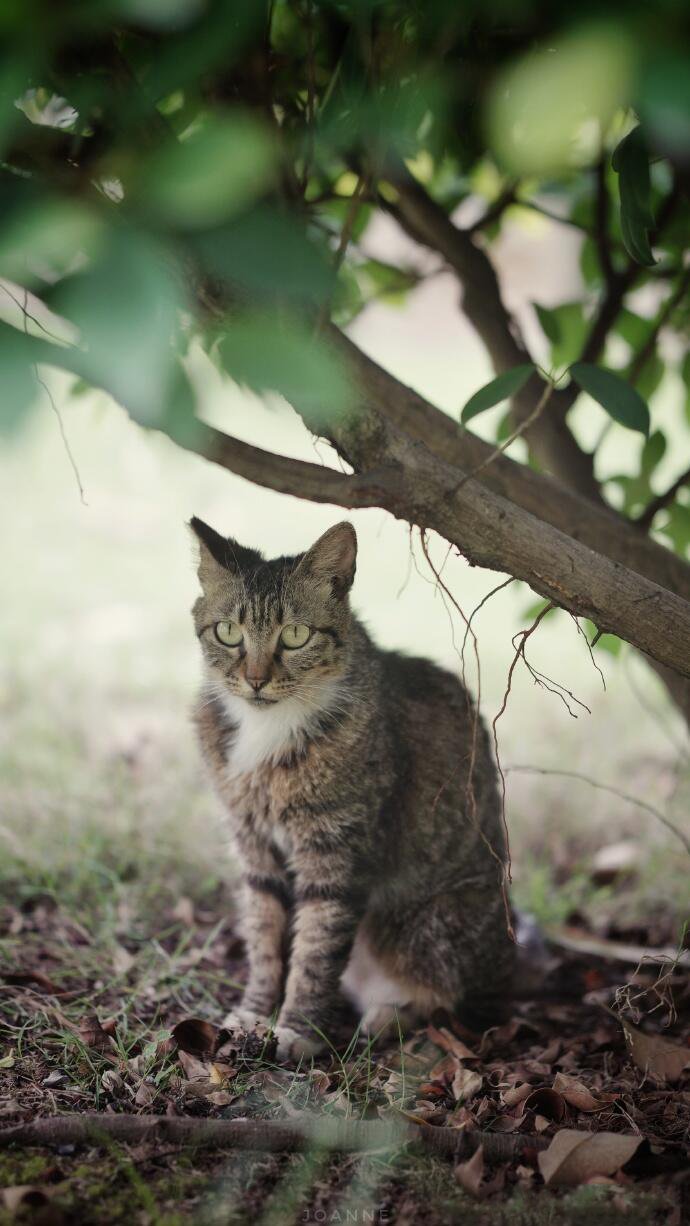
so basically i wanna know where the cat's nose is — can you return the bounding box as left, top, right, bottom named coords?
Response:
left=246, top=674, right=270, bottom=692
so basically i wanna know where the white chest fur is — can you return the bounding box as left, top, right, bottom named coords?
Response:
left=219, top=680, right=341, bottom=777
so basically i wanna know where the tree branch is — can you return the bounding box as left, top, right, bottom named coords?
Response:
left=327, top=325, right=690, bottom=610
left=0, top=1112, right=548, bottom=1163
left=594, top=157, right=615, bottom=289
left=195, top=422, right=399, bottom=510
left=637, top=464, right=690, bottom=532
left=386, top=163, right=602, bottom=500
left=627, top=268, right=690, bottom=387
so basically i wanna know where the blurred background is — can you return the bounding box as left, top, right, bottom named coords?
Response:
left=1, top=0, right=689, bottom=945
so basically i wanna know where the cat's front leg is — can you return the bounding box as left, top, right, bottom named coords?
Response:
left=224, top=841, right=291, bottom=1030
left=275, top=839, right=366, bottom=1060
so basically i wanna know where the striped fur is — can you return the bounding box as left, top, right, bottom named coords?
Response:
left=191, top=519, right=514, bottom=1059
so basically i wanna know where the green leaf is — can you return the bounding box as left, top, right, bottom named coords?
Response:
left=196, top=206, right=334, bottom=306
left=638, top=54, right=690, bottom=163
left=217, top=313, right=352, bottom=426
left=612, top=127, right=656, bottom=267
left=138, top=111, right=275, bottom=229
left=640, top=429, right=666, bottom=476
left=579, top=237, right=600, bottom=289
left=534, top=302, right=587, bottom=369
left=460, top=364, right=536, bottom=424
left=0, top=329, right=39, bottom=433
left=658, top=502, right=690, bottom=557
left=634, top=352, right=664, bottom=403
left=521, top=598, right=557, bottom=622
left=615, top=308, right=649, bottom=351
left=570, top=362, right=650, bottom=436
left=53, top=226, right=185, bottom=425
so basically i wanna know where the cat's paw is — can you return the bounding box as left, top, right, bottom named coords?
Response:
left=274, top=1024, right=323, bottom=1062
left=361, top=1004, right=398, bottom=1036
left=222, top=1006, right=272, bottom=1032
left=361, top=1003, right=417, bottom=1039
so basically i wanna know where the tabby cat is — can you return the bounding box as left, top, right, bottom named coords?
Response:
left=191, top=517, right=514, bottom=1060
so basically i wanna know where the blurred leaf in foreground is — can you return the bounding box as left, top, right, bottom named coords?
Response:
left=138, top=111, right=275, bottom=230
left=487, top=26, right=633, bottom=175
left=196, top=206, right=335, bottom=305
left=53, top=225, right=185, bottom=424
left=216, top=313, right=352, bottom=425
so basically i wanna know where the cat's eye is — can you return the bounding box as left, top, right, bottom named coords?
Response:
left=215, top=620, right=243, bottom=647
left=280, top=623, right=311, bottom=650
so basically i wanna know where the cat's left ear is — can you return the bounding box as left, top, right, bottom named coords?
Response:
left=188, top=516, right=257, bottom=588
left=298, top=521, right=357, bottom=598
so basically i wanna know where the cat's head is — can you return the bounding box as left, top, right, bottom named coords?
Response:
left=190, top=518, right=357, bottom=709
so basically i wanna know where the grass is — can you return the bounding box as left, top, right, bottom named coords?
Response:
left=1, top=557, right=689, bottom=1222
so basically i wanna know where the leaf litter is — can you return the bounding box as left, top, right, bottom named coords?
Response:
left=0, top=886, right=688, bottom=1221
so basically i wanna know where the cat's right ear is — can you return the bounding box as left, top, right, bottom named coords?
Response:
left=188, top=516, right=232, bottom=588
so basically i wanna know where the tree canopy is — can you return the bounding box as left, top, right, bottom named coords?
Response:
left=2, top=0, right=690, bottom=709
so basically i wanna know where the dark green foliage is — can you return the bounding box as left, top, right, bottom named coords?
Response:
left=612, top=127, right=656, bottom=267
left=0, top=0, right=688, bottom=571
left=570, top=363, right=650, bottom=437
left=461, top=365, right=536, bottom=423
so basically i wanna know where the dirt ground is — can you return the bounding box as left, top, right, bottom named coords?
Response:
left=1, top=872, right=688, bottom=1225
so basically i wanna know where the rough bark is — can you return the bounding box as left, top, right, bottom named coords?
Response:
left=379, top=170, right=690, bottom=721
left=0, top=1112, right=548, bottom=1162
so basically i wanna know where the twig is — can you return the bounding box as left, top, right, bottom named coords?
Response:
left=314, top=171, right=369, bottom=334
left=416, top=531, right=514, bottom=939
left=12, top=285, right=86, bottom=505
left=34, top=367, right=87, bottom=506
left=460, top=577, right=516, bottom=666
left=456, top=379, right=554, bottom=492
left=569, top=614, right=606, bottom=691
left=594, top=157, right=614, bottom=288
left=0, top=1113, right=550, bottom=1162
left=466, top=185, right=516, bottom=235
left=637, top=463, right=690, bottom=532
left=627, top=268, right=690, bottom=390
left=491, top=604, right=555, bottom=890
left=504, top=765, right=690, bottom=857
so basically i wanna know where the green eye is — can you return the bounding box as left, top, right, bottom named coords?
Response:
left=215, top=620, right=243, bottom=647
left=280, top=623, right=311, bottom=649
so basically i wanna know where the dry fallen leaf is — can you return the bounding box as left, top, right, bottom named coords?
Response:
left=552, top=1072, right=616, bottom=1113
left=502, top=1082, right=533, bottom=1108
left=538, top=1130, right=642, bottom=1188
left=521, top=1086, right=565, bottom=1122
left=454, top=1145, right=504, bottom=1199
left=3, top=970, right=61, bottom=994
left=177, top=1050, right=210, bottom=1082
left=452, top=1065, right=482, bottom=1105
left=427, top=1025, right=477, bottom=1061
left=78, top=1015, right=115, bottom=1053
left=134, top=1080, right=156, bottom=1107
left=172, top=1017, right=219, bottom=1057
left=210, top=1061, right=236, bottom=1085
left=618, top=1017, right=690, bottom=1084
left=455, top=1144, right=485, bottom=1197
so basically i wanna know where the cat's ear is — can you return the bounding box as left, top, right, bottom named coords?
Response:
left=298, top=521, right=357, bottom=598
left=189, top=516, right=254, bottom=588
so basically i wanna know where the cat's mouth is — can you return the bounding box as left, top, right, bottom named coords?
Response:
left=248, top=694, right=279, bottom=706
